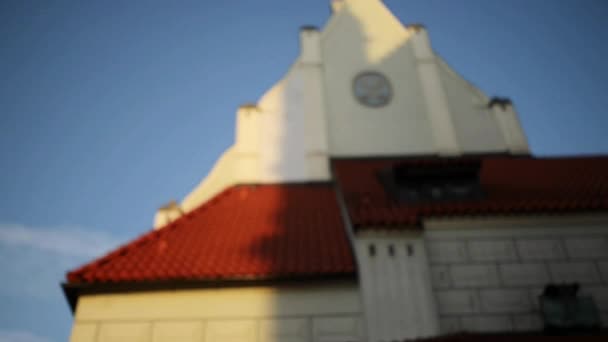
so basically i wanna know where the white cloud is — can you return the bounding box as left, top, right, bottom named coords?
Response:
left=0, top=224, right=122, bottom=258
left=0, top=223, right=127, bottom=299
left=0, top=330, right=51, bottom=342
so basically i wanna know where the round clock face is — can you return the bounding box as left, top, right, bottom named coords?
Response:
left=353, top=71, right=392, bottom=107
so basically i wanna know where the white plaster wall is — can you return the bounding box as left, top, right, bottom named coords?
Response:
left=70, top=283, right=364, bottom=342
left=435, top=59, right=509, bottom=153
left=174, top=31, right=331, bottom=220
left=321, top=0, right=436, bottom=156
left=320, top=0, right=528, bottom=157
left=179, top=0, right=448, bottom=217
left=180, top=146, right=238, bottom=213
left=490, top=101, right=530, bottom=154
left=354, top=232, right=439, bottom=341
left=168, top=0, right=533, bottom=225
left=255, top=67, right=308, bottom=182
left=424, top=216, right=608, bottom=334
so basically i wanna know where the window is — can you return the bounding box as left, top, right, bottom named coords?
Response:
left=378, top=159, right=483, bottom=203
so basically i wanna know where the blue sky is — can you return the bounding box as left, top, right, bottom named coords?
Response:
left=0, top=1, right=607, bottom=341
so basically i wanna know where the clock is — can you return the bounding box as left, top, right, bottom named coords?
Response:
left=352, top=71, right=392, bottom=107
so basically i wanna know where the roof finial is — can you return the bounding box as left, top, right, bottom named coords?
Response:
left=330, top=0, right=346, bottom=13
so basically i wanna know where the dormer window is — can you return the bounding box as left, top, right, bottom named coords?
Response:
left=379, top=159, right=483, bottom=203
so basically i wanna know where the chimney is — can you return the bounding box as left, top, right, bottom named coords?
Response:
left=154, top=200, right=183, bottom=229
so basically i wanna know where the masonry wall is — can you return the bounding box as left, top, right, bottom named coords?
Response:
left=70, top=283, right=363, bottom=342
left=424, top=218, right=608, bottom=334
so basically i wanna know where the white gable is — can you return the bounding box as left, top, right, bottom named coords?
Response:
left=160, top=0, right=530, bottom=225
left=322, top=0, right=436, bottom=156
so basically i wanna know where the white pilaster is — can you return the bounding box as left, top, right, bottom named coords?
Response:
left=489, top=98, right=530, bottom=154
left=410, top=26, right=461, bottom=156
left=355, top=233, right=439, bottom=341
left=299, top=27, right=331, bottom=180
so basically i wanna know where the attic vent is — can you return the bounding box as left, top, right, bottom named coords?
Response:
left=406, top=244, right=414, bottom=256
left=368, top=244, right=376, bottom=257
left=379, top=159, right=483, bottom=203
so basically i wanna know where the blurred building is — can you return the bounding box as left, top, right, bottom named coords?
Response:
left=63, top=0, right=608, bottom=341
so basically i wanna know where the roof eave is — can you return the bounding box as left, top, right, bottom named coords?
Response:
left=61, top=272, right=357, bottom=314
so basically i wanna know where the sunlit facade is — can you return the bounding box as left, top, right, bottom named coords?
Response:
left=64, top=1, right=608, bottom=341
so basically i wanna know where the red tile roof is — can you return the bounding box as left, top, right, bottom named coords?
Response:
left=67, top=155, right=608, bottom=284
left=333, top=156, right=608, bottom=228
left=67, top=184, right=355, bottom=284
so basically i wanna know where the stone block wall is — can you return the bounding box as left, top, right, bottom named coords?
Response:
left=70, top=284, right=363, bottom=342
left=72, top=316, right=363, bottom=342
left=426, top=227, right=608, bottom=334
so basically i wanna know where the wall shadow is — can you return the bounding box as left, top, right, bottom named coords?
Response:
left=241, top=3, right=421, bottom=341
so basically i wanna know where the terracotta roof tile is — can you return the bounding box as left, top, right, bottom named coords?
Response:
left=333, top=156, right=608, bottom=228
left=67, top=156, right=608, bottom=284
left=67, top=184, right=355, bottom=284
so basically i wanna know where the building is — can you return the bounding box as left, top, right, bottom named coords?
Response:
left=63, top=0, right=608, bottom=341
